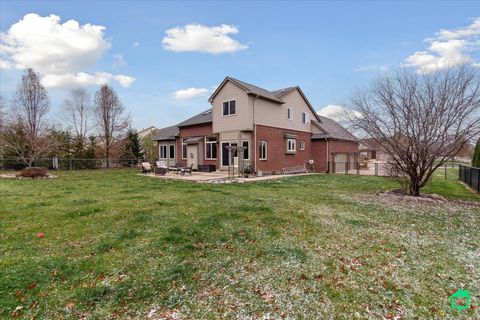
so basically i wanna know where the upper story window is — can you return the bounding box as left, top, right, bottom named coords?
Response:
left=301, top=112, right=310, bottom=125
left=287, top=107, right=293, bottom=120
left=222, top=100, right=236, bottom=116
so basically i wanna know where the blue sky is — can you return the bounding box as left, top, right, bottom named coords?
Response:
left=1, top=1, right=479, bottom=130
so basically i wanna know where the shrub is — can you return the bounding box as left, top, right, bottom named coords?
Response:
left=16, top=167, right=49, bottom=179
left=472, top=139, right=480, bottom=168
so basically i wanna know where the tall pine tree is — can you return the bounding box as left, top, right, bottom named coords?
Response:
left=472, top=138, right=480, bottom=168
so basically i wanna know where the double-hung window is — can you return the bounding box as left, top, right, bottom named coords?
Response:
left=205, top=137, right=217, bottom=159
left=169, top=145, right=175, bottom=159
left=287, top=107, right=293, bottom=120
left=160, top=145, right=167, bottom=159
left=259, top=141, right=267, bottom=160
left=301, top=112, right=310, bottom=124
left=300, top=140, right=305, bottom=151
left=286, top=139, right=296, bottom=153
left=222, top=100, right=236, bottom=116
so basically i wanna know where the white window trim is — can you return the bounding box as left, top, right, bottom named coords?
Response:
left=242, top=140, right=250, bottom=160
left=259, top=141, right=267, bottom=160
left=159, top=144, right=168, bottom=159
left=221, top=99, right=237, bottom=117
left=287, top=107, right=293, bottom=120
left=287, top=138, right=296, bottom=153
left=300, top=140, right=305, bottom=151
left=205, top=137, right=217, bottom=160
left=181, top=139, right=187, bottom=159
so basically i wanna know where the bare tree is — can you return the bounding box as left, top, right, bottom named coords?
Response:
left=351, top=64, right=480, bottom=196
left=63, top=88, right=91, bottom=141
left=2, top=69, right=51, bottom=166
left=93, top=85, right=129, bottom=167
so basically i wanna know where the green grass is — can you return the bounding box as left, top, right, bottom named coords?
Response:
left=0, top=169, right=478, bottom=319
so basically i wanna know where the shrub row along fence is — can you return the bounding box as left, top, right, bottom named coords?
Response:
left=0, top=157, right=139, bottom=170
left=459, top=165, right=480, bottom=193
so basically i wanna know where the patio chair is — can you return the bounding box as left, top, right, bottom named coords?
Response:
left=169, top=162, right=184, bottom=174
left=141, top=162, right=152, bottom=174
left=181, top=164, right=194, bottom=175
left=155, top=161, right=167, bottom=175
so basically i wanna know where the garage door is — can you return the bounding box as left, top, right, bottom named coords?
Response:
left=334, top=153, right=348, bottom=173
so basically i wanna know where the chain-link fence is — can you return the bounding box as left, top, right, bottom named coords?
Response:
left=0, top=157, right=139, bottom=170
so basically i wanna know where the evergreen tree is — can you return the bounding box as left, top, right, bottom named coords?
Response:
left=473, top=138, right=480, bottom=168
left=122, top=129, right=144, bottom=163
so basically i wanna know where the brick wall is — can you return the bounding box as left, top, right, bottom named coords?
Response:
left=254, top=124, right=313, bottom=173
left=177, top=123, right=219, bottom=168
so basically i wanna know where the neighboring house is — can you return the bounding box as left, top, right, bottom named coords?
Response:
left=138, top=126, right=158, bottom=139
left=359, top=138, right=389, bottom=162
left=153, top=77, right=358, bottom=173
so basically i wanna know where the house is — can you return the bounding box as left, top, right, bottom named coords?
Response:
left=153, top=77, right=358, bottom=173
left=359, top=138, right=389, bottom=161
left=137, top=126, right=158, bottom=139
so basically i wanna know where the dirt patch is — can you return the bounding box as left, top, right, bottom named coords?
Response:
left=371, top=189, right=480, bottom=212
left=0, top=174, right=57, bottom=179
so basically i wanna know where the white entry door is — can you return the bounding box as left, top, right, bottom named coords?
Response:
left=187, top=144, right=198, bottom=170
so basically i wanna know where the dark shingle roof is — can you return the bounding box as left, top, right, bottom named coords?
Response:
left=177, top=109, right=212, bottom=127
left=152, top=125, right=179, bottom=141
left=311, top=116, right=358, bottom=142
left=226, top=77, right=285, bottom=103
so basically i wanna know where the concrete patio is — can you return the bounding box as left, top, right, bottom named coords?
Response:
left=140, top=171, right=317, bottom=183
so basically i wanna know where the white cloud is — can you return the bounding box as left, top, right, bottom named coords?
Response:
left=404, top=17, right=480, bottom=73
left=162, top=24, right=248, bottom=54
left=353, top=65, right=388, bottom=72
left=173, top=87, right=209, bottom=100
left=0, top=13, right=135, bottom=88
left=112, top=53, right=127, bottom=67
left=0, top=59, right=13, bottom=69
left=317, top=104, right=361, bottom=122
left=42, top=72, right=135, bottom=88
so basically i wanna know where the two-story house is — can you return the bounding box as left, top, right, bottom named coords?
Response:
left=153, top=77, right=358, bottom=173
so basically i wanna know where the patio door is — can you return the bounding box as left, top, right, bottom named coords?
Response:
left=187, top=144, right=199, bottom=170
left=221, top=142, right=237, bottom=166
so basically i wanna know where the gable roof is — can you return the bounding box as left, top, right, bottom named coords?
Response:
left=152, top=125, right=179, bottom=141
left=311, top=116, right=358, bottom=142
left=208, top=77, right=321, bottom=122
left=177, top=109, right=212, bottom=127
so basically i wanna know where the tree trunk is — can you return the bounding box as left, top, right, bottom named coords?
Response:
left=408, top=182, right=420, bottom=196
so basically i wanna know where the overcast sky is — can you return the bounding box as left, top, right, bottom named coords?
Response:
left=1, top=1, right=479, bottom=130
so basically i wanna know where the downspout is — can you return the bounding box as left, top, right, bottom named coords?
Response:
left=253, top=95, right=258, bottom=173
left=326, top=138, right=329, bottom=173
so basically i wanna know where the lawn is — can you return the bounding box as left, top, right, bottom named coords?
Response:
left=0, top=169, right=478, bottom=319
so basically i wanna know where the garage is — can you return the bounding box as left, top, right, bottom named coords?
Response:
left=333, top=153, right=348, bottom=173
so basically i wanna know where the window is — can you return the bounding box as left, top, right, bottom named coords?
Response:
left=169, top=145, right=175, bottom=159
left=287, top=107, right=293, bottom=120
left=182, top=139, right=187, bottom=159
left=222, top=100, right=236, bottom=116
left=301, top=112, right=310, bottom=124
left=259, top=141, right=267, bottom=160
left=242, top=140, right=249, bottom=160
left=300, top=140, right=305, bottom=151
left=287, top=138, right=296, bottom=153
left=160, top=145, right=167, bottom=159
left=205, top=137, right=217, bottom=159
